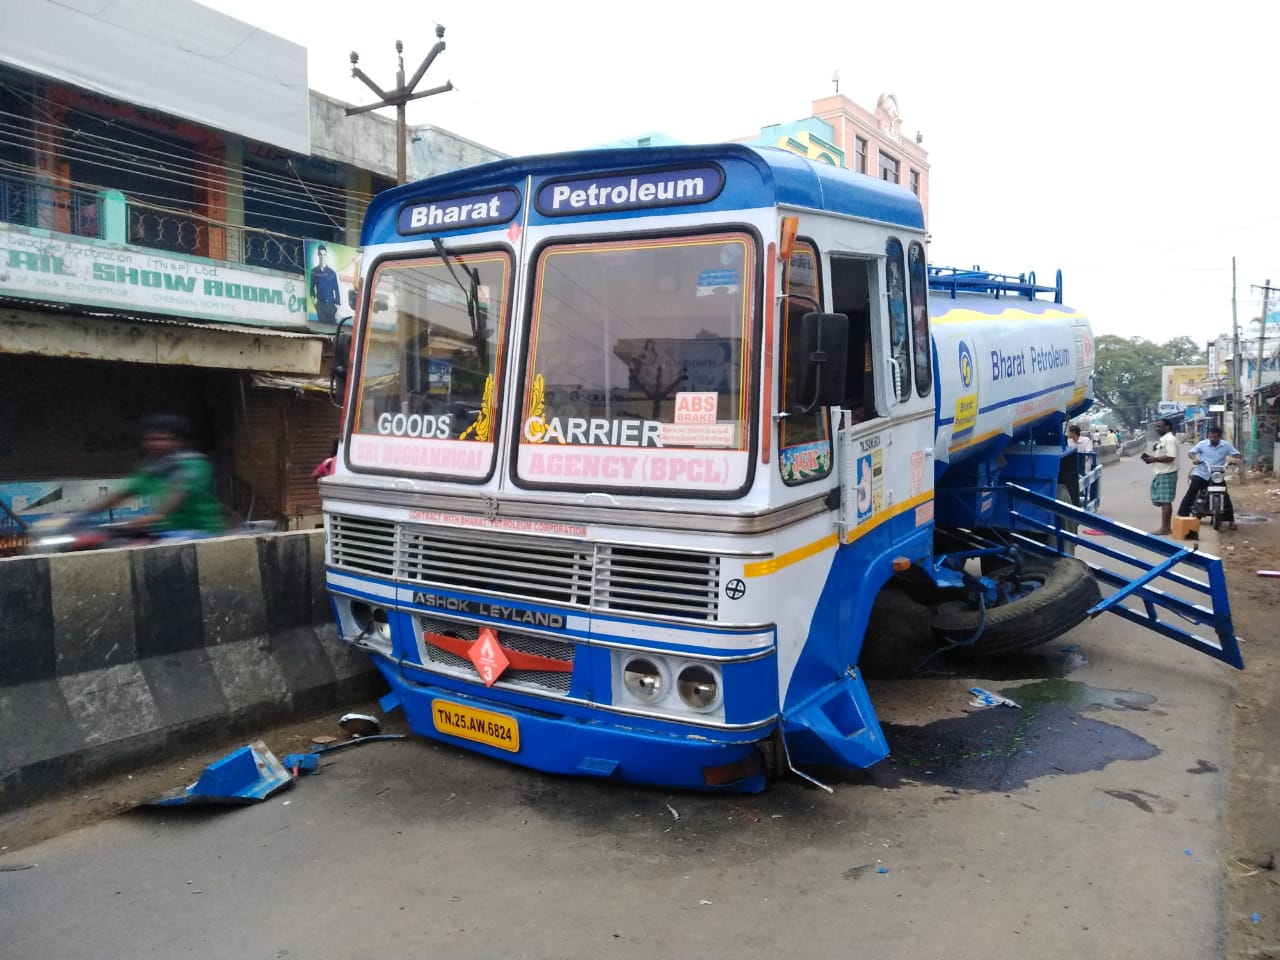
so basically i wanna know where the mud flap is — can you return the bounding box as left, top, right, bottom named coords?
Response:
left=782, top=668, right=889, bottom=780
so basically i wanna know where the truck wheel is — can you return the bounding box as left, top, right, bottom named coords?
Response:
left=930, top=557, right=1101, bottom=657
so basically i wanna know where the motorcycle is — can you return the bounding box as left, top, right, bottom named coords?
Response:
left=25, top=517, right=156, bottom=554
left=25, top=515, right=278, bottom=555
left=1192, top=465, right=1230, bottom=532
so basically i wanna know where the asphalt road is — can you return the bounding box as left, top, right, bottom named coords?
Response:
left=1, top=453, right=1242, bottom=960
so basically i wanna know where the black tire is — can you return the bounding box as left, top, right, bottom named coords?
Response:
left=977, top=482, right=1079, bottom=575
left=1212, top=503, right=1223, bottom=531
left=930, top=556, right=1101, bottom=657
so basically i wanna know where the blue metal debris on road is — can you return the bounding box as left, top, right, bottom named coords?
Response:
left=146, top=741, right=292, bottom=806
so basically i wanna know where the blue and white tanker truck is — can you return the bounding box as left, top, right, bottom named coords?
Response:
left=320, top=144, right=1241, bottom=792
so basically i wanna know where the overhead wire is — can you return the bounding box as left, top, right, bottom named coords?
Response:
left=0, top=97, right=365, bottom=207
left=0, top=128, right=351, bottom=234
left=0, top=107, right=366, bottom=211
left=0, top=148, right=344, bottom=237
left=0, top=155, right=321, bottom=246
left=0, top=88, right=377, bottom=208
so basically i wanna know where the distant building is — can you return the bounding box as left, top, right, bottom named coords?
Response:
left=738, top=93, right=930, bottom=222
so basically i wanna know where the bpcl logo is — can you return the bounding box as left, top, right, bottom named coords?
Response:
left=958, top=341, right=975, bottom=390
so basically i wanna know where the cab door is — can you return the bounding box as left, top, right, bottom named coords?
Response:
left=829, top=238, right=935, bottom=539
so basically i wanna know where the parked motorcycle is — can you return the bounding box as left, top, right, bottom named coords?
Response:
left=1192, top=465, right=1231, bottom=532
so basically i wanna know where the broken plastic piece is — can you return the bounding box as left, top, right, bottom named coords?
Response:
left=969, top=687, right=1021, bottom=709
left=283, top=753, right=321, bottom=775
left=147, top=741, right=292, bottom=806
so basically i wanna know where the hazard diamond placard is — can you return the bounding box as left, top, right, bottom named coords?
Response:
left=468, top=626, right=510, bottom=687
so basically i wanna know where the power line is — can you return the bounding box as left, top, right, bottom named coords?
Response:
left=0, top=155, right=342, bottom=237
left=0, top=89, right=376, bottom=207
left=0, top=127, right=353, bottom=232
left=0, top=106, right=366, bottom=208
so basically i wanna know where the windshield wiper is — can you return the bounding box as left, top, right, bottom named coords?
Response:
left=432, top=237, right=491, bottom=368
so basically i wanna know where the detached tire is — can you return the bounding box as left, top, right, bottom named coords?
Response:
left=930, top=557, right=1101, bottom=657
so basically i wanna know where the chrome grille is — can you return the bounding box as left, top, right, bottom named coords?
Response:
left=330, top=515, right=396, bottom=576
left=401, top=526, right=593, bottom=605
left=328, top=514, right=722, bottom=622
left=594, top=545, right=720, bottom=621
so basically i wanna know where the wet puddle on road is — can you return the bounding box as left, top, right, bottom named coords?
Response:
left=854, top=678, right=1159, bottom=792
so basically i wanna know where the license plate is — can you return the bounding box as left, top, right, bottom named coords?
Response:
left=430, top=699, right=520, bottom=752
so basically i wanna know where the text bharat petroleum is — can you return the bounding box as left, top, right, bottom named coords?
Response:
left=990, top=343, right=1072, bottom=382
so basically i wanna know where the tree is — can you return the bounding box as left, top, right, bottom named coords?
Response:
left=1092, top=335, right=1206, bottom=429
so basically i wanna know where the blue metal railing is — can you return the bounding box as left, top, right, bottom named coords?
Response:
left=999, top=482, right=1243, bottom=668
left=929, top=265, right=1064, bottom=304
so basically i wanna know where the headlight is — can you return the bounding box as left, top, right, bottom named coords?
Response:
left=351, top=602, right=391, bottom=641
left=622, top=657, right=663, bottom=702
left=677, top=665, right=719, bottom=711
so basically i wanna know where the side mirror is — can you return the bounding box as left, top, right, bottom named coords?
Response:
left=330, top=318, right=352, bottom=407
left=795, top=312, right=849, bottom=412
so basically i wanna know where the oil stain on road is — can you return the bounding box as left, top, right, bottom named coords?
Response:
left=858, top=679, right=1160, bottom=793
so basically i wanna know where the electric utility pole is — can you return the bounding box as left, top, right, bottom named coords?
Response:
left=1232, top=257, right=1241, bottom=450
left=1252, top=279, right=1277, bottom=392
left=346, top=25, right=453, bottom=184
left=1250, top=279, right=1279, bottom=466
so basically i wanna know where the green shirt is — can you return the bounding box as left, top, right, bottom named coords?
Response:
left=124, top=452, right=225, bottom=534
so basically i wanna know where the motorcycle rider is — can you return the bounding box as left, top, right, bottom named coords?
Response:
left=77, top=414, right=226, bottom=540
left=1177, top=424, right=1241, bottom=530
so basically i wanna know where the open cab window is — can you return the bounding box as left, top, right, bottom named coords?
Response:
left=517, top=232, right=756, bottom=495
left=347, top=250, right=512, bottom=479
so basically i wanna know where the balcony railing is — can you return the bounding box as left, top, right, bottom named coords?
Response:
left=1, top=173, right=309, bottom=277
left=0, top=173, right=100, bottom=238
left=127, top=202, right=206, bottom=256
left=126, top=204, right=304, bottom=275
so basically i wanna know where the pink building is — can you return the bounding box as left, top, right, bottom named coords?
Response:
left=740, top=93, right=931, bottom=223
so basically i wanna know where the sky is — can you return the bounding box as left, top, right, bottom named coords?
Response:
left=203, top=0, right=1280, bottom=347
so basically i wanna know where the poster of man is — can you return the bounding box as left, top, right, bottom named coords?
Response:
left=305, top=239, right=359, bottom=325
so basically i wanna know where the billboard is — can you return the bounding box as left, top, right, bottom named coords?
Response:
left=0, top=478, right=152, bottom=527
left=1162, top=365, right=1209, bottom=403
left=305, top=239, right=360, bottom=327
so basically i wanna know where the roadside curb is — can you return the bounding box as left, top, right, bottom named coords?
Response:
left=0, top=530, right=382, bottom=812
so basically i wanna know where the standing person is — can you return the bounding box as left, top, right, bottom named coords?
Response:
left=78, top=415, right=225, bottom=540
left=310, top=244, right=341, bottom=325
left=1140, top=418, right=1180, bottom=535
left=1177, top=425, right=1241, bottom=530
left=1067, top=423, right=1095, bottom=470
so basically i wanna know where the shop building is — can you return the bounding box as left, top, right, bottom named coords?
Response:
left=0, top=0, right=501, bottom=545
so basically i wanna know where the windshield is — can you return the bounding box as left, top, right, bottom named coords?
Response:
left=517, top=232, right=755, bottom=494
left=347, top=250, right=511, bottom=478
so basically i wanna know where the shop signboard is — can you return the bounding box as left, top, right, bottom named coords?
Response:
left=0, top=223, right=307, bottom=328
